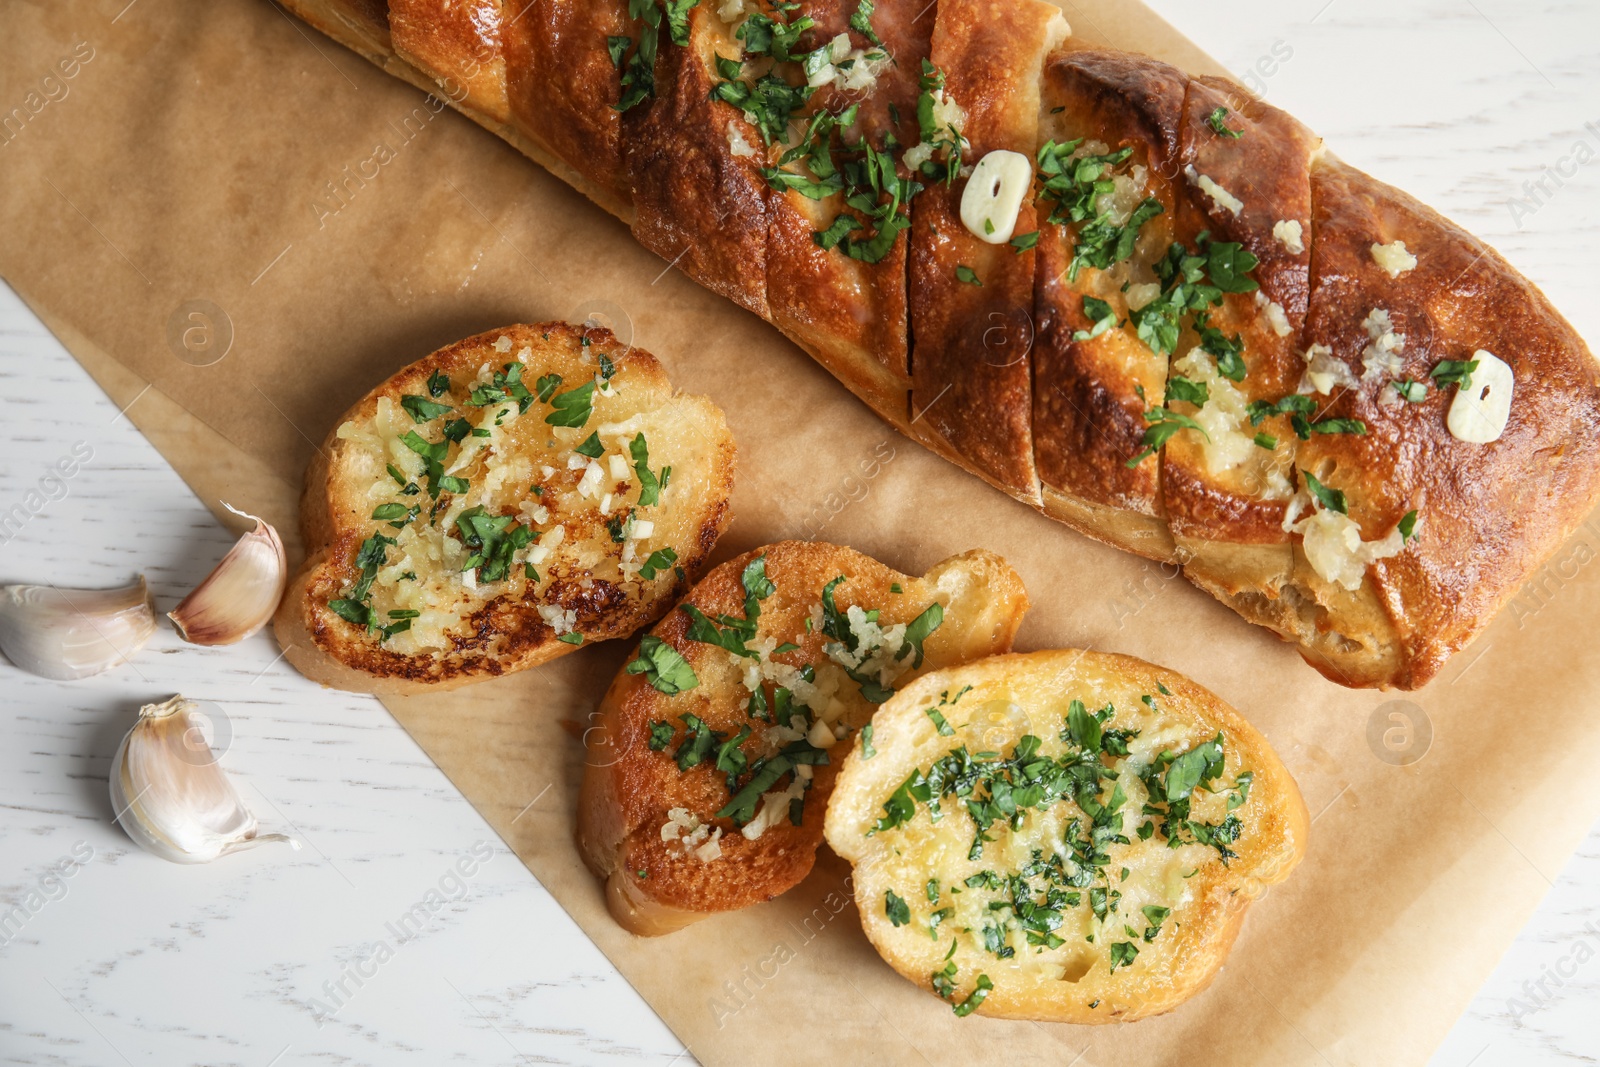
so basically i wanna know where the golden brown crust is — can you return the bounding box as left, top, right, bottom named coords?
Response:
left=625, top=5, right=771, bottom=318
left=761, top=0, right=930, bottom=409
left=907, top=0, right=1065, bottom=505
left=1032, top=47, right=1184, bottom=527
left=824, top=649, right=1309, bottom=1023
left=1294, top=155, right=1600, bottom=687
left=273, top=3, right=1600, bottom=690
left=1160, top=73, right=1321, bottom=548
left=388, top=0, right=510, bottom=124
left=577, top=542, right=1029, bottom=934
left=274, top=322, right=736, bottom=695
left=502, top=0, right=634, bottom=212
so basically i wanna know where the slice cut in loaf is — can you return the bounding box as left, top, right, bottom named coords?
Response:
left=824, top=650, right=1307, bottom=1022
left=276, top=0, right=1600, bottom=689
left=274, top=322, right=735, bottom=695
left=577, top=541, right=1028, bottom=935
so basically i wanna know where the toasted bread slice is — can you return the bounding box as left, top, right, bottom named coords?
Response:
left=501, top=0, right=635, bottom=218
left=825, top=650, right=1307, bottom=1023
left=1031, top=47, right=1186, bottom=560
left=763, top=0, right=930, bottom=418
left=908, top=0, right=1067, bottom=505
left=577, top=542, right=1028, bottom=935
left=274, top=322, right=735, bottom=695
left=624, top=3, right=771, bottom=318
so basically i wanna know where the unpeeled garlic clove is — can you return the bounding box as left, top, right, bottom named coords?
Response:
left=110, top=695, right=298, bottom=864
left=168, top=504, right=287, bottom=646
left=0, top=577, right=156, bottom=680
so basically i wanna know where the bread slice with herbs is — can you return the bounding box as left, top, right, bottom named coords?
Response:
left=274, top=322, right=735, bottom=695
left=577, top=541, right=1028, bottom=936
left=824, top=649, right=1307, bottom=1023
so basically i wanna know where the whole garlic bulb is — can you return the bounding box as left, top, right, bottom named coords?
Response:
left=110, top=695, right=298, bottom=864
left=0, top=577, right=157, bottom=680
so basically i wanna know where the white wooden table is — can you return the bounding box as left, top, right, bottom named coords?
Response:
left=1, top=1, right=1596, bottom=1063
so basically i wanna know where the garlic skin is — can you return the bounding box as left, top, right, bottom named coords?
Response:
left=110, top=695, right=298, bottom=864
left=168, top=504, right=287, bottom=645
left=0, top=577, right=156, bottom=680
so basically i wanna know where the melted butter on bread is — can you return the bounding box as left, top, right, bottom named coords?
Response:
left=274, top=323, right=735, bottom=694
left=826, top=650, right=1308, bottom=1023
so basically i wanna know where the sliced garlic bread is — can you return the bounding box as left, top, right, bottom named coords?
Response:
left=824, top=650, right=1307, bottom=1023
left=275, top=322, right=735, bottom=694
left=577, top=541, right=1028, bottom=935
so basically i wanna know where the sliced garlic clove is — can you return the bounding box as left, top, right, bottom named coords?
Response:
left=1447, top=350, right=1514, bottom=444
left=168, top=504, right=287, bottom=645
left=960, top=149, right=1033, bottom=244
left=0, top=577, right=156, bottom=680
left=110, top=695, right=298, bottom=864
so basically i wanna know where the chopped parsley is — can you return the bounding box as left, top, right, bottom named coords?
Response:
left=952, top=975, right=993, bottom=1017
left=606, top=34, right=630, bottom=68
left=637, top=547, right=679, bottom=581
left=1206, top=106, right=1243, bottom=139
left=1431, top=358, right=1480, bottom=388
left=545, top=381, right=596, bottom=428
left=715, top=739, right=829, bottom=825
left=647, top=720, right=675, bottom=751
left=400, top=430, right=451, bottom=498
left=328, top=533, right=400, bottom=638
left=574, top=431, right=604, bottom=458
left=1392, top=378, right=1428, bottom=403
left=679, top=555, right=774, bottom=658
left=1399, top=509, right=1420, bottom=542
left=614, top=0, right=661, bottom=113
left=1166, top=375, right=1209, bottom=408
left=1197, top=321, right=1247, bottom=382
left=426, top=369, right=451, bottom=398
left=466, top=361, right=534, bottom=413
left=1141, top=904, right=1171, bottom=941
left=370, top=502, right=415, bottom=527
left=1127, top=407, right=1209, bottom=468
left=1303, top=471, right=1347, bottom=515
left=955, top=265, right=981, bottom=286
left=849, top=0, right=880, bottom=45
left=400, top=394, right=452, bottom=423
left=662, top=0, right=697, bottom=47
left=453, top=507, right=537, bottom=584
left=899, top=604, right=944, bottom=668
left=1247, top=394, right=1366, bottom=440
left=386, top=463, right=420, bottom=496
left=630, top=433, right=669, bottom=506
left=1128, top=236, right=1259, bottom=358
left=1073, top=295, right=1119, bottom=342
left=885, top=889, right=911, bottom=926
left=1108, top=940, right=1139, bottom=973
left=626, top=634, right=699, bottom=695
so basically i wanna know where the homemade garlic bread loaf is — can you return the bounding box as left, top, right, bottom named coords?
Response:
left=824, top=650, right=1307, bottom=1022
left=577, top=542, right=1028, bottom=935
left=277, top=0, right=1600, bottom=689
left=275, top=323, right=735, bottom=694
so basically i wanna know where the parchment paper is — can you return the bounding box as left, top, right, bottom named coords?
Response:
left=5, top=2, right=1599, bottom=1063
